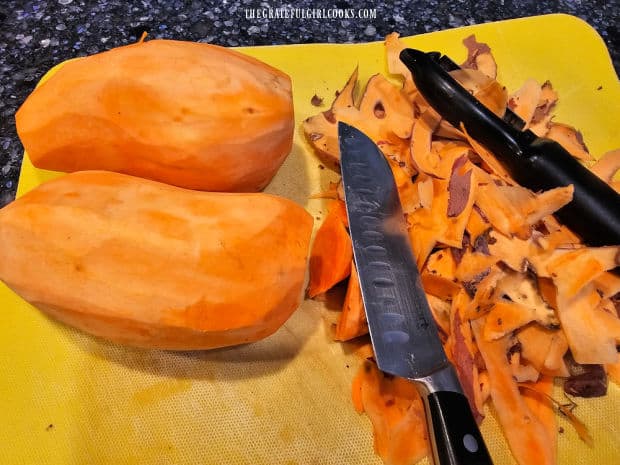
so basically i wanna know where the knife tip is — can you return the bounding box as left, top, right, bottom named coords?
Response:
left=337, top=120, right=354, bottom=136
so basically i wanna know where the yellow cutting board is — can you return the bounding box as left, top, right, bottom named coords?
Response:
left=2, top=13, right=619, bottom=465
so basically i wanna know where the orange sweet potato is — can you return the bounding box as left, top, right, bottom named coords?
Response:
left=335, top=262, right=368, bottom=341
left=307, top=200, right=352, bottom=298
left=15, top=39, right=294, bottom=192
left=353, top=360, right=429, bottom=465
left=0, top=171, right=312, bottom=349
left=472, top=318, right=555, bottom=465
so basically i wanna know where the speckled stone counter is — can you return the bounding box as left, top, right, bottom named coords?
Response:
left=1, top=0, right=618, bottom=207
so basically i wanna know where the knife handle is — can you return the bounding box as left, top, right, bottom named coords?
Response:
left=417, top=365, right=494, bottom=465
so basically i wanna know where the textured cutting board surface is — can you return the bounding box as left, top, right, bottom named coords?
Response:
left=2, top=13, right=619, bottom=465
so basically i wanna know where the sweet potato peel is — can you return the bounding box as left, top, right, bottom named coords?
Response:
left=305, top=33, right=620, bottom=465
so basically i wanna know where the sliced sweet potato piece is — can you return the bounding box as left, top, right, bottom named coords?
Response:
left=461, top=35, right=497, bottom=79
left=520, top=377, right=557, bottom=464
left=384, top=32, right=417, bottom=99
left=594, top=270, right=620, bottom=298
left=335, top=262, right=368, bottom=341
left=450, top=68, right=507, bottom=117
left=462, top=127, right=513, bottom=182
left=353, top=361, right=430, bottom=465
left=589, top=148, right=620, bottom=182
left=556, top=283, right=620, bottom=364
left=487, top=230, right=547, bottom=273
left=517, top=324, right=569, bottom=377
left=546, top=122, right=592, bottom=161
left=508, top=78, right=542, bottom=127
left=422, top=249, right=460, bottom=300
left=465, top=205, right=491, bottom=241
left=427, top=294, right=452, bottom=336
left=529, top=80, right=559, bottom=136
left=407, top=179, right=448, bottom=267
left=409, top=108, right=442, bottom=176
left=462, top=266, right=505, bottom=319
left=491, top=182, right=573, bottom=227
left=483, top=300, right=545, bottom=341
left=454, top=250, right=498, bottom=282
left=449, top=300, right=485, bottom=422
left=545, top=246, right=620, bottom=300
left=358, top=74, right=416, bottom=141
left=493, top=270, right=559, bottom=330
left=304, top=70, right=415, bottom=171
left=475, top=179, right=530, bottom=239
left=391, top=160, right=420, bottom=215
left=432, top=140, right=473, bottom=180
left=303, top=67, right=358, bottom=167
left=307, top=200, right=353, bottom=298
left=472, top=318, right=556, bottom=465
left=443, top=156, right=477, bottom=247
left=416, top=173, right=434, bottom=210
left=507, top=349, right=540, bottom=382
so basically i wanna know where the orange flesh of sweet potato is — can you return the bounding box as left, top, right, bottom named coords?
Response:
left=409, top=109, right=442, bottom=175
left=461, top=34, right=498, bottom=79
left=335, top=262, right=369, bottom=341
left=508, top=78, right=542, bottom=127
left=590, top=148, right=620, bottom=182
left=16, top=40, right=294, bottom=192
left=354, top=361, right=429, bottom=465
left=422, top=249, right=461, bottom=300
left=517, top=324, right=569, bottom=377
left=520, top=377, right=558, bottom=464
left=545, top=246, right=620, bottom=300
left=449, top=301, right=485, bottom=422
left=307, top=200, right=353, bottom=298
left=303, top=68, right=358, bottom=168
left=303, top=70, right=414, bottom=169
left=0, top=171, right=313, bottom=349
left=472, top=318, right=556, bottom=465
left=556, top=283, right=619, bottom=364
left=546, top=122, right=592, bottom=161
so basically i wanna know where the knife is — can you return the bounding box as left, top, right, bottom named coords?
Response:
left=399, top=48, right=620, bottom=247
left=338, top=121, right=494, bottom=465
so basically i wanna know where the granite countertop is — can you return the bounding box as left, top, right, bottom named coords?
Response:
left=1, top=0, right=618, bottom=208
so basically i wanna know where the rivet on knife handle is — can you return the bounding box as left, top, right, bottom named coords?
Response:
left=399, top=48, right=620, bottom=247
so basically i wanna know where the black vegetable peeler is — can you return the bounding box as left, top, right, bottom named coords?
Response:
left=399, top=49, right=620, bottom=247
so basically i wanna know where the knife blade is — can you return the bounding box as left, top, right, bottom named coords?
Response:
left=399, top=48, right=620, bottom=247
left=338, top=121, right=494, bottom=465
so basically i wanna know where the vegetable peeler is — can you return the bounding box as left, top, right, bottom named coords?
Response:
left=399, top=49, right=620, bottom=247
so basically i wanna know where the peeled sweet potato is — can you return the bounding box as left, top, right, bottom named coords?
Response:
left=15, top=39, right=294, bottom=192
left=0, top=171, right=312, bottom=349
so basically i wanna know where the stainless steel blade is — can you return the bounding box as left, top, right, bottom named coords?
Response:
left=338, top=121, right=448, bottom=380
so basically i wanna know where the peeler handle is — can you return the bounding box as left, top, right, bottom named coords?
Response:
left=522, top=137, right=620, bottom=246
left=399, top=48, right=620, bottom=246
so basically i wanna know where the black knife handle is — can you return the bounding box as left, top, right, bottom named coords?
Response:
left=399, top=48, right=620, bottom=247
left=427, top=391, right=493, bottom=465
left=416, top=365, right=494, bottom=465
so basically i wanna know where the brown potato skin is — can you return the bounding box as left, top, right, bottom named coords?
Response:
left=16, top=40, right=294, bottom=192
left=0, top=171, right=313, bottom=349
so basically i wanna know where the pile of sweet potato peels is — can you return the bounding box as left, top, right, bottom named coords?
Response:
left=303, top=33, right=620, bottom=465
